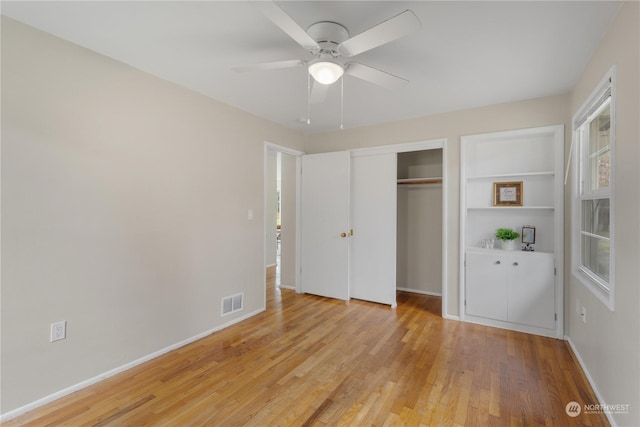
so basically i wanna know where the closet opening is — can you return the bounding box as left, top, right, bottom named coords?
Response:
left=396, top=149, right=444, bottom=300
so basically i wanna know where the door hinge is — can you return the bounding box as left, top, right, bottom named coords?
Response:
left=554, top=267, right=557, bottom=276
left=555, top=313, right=558, bottom=321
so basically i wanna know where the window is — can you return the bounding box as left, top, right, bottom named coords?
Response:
left=572, top=67, right=615, bottom=309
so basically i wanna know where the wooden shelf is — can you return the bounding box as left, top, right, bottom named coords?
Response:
left=397, top=177, right=443, bottom=185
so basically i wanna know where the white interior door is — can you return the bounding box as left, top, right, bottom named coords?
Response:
left=301, top=151, right=350, bottom=300
left=350, top=153, right=397, bottom=306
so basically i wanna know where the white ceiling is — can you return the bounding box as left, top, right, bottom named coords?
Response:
left=2, top=1, right=621, bottom=133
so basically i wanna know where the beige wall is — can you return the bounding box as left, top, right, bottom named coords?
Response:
left=1, top=17, right=304, bottom=413
left=307, top=94, right=570, bottom=317
left=567, top=2, right=639, bottom=425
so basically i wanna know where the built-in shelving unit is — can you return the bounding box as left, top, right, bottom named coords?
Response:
left=460, top=125, right=564, bottom=338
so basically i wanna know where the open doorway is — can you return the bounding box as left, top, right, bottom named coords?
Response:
left=264, top=143, right=303, bottom=303
left=266, top=151, right=297, bottom=288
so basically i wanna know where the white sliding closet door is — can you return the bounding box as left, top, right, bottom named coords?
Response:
left=301, top=151, right=350, bottom=300
left=350, top=153, right=397, bottom=306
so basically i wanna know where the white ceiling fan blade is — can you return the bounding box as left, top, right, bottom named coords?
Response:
left=232, top=59, right=304, bottom=73
left=251, top=1, right=319, bottom=51
left=337, top=10, right=421, bottom=57
left=310, top=80, right=329, bottom=104
left=345, top=62, right=409, bottom=89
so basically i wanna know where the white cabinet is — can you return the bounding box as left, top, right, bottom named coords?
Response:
left=460, top=125, right=564, bottom=338
left=466, top=249, right=555, bottom=330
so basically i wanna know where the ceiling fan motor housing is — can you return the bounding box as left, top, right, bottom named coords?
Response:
left=307, top=21, right=350, bottom=57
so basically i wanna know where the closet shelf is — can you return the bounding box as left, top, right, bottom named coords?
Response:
left=467, top=171, right=554, bottom=180
left=467, top=206, right=555, bottom=210
left=397, top=177, right=443, bottom=185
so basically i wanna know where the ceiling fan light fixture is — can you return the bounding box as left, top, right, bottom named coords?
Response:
left=309, top=61, right=344, bottom=85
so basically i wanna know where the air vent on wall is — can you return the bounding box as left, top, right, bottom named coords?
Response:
left=221, top=293, right=244, bottom=316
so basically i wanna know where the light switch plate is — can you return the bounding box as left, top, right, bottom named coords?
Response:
left=51, top=321, right=66, bottom=342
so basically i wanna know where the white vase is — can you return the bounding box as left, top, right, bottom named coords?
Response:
left=501, top=239, right=518, bottom=251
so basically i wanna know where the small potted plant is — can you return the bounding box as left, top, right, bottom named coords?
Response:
left=495, top=228, right=520, bottom=251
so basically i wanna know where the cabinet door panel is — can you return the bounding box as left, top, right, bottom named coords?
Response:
left=466, top=253, right=508, bottom=321
left=508, top=254, right=555, bottom=329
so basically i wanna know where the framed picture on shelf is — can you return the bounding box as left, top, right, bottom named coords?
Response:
left=493, top=181, right=523, bottom=206
left=522, top=226, right=536, bottom=244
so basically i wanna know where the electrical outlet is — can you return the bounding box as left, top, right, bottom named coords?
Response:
left=580, top=306, right=587, bottom=324
left=51, top=321, right=66, bottom=342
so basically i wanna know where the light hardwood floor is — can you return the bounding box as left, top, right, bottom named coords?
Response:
left=5, top=277, right=607, bottom=426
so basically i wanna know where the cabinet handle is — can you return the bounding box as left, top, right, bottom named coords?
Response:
left=495, top=260, right=501, bottom=265
left=513, top=262, right=519, bottom=266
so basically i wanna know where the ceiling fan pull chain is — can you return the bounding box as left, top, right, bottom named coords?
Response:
left=340, top=75, right=344, bottom=130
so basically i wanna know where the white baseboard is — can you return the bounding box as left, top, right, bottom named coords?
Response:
left=278, top=284, right=296, bottom=290
left=265, top=263, right=277, bottom=268
left=0, top=308, right=265, bottom=423
left=396, top=286, right=442, bottom=297
left=443, top=314, right=460, bottom=321
left=565, top=336, right=617, bottom=427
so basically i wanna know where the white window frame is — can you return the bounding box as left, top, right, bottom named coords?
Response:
left=571, top=66, right=615, bottom=310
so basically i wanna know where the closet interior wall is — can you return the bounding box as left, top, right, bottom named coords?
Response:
left=396, top=149, right=443, bottom=296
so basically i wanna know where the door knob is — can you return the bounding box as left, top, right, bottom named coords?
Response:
left=340, top=232, right=347, bottom=238
left=495, top=260, right=501, bottom=264
left=513, top=262, right=519, bottom=266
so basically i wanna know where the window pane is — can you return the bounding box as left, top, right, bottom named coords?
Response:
left=581, top=199, right=610, bottom=237
left=581, top=234, right=610, bottom=283
left=587, top=105, right=610, bottom=191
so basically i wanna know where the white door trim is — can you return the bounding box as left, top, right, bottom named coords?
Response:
left=263, top=142, right=304, bottom=309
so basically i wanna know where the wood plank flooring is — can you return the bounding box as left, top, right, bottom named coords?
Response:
left=4, top=278, right=608, bottom=426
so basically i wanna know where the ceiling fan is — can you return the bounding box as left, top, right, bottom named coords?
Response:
left=233, top=1, right=421, bottom=105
